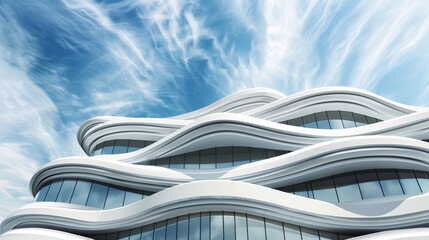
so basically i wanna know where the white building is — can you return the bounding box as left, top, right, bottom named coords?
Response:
left=1, top=87, right=429, bottom=240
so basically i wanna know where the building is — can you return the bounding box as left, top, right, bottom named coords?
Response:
left=1, top=87, right=429, bottom=240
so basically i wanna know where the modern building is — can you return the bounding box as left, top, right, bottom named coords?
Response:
left=1, top=87, right=429, bottom=240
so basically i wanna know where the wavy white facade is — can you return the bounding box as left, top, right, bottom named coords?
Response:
left=1, top=87, right=429, bottom=240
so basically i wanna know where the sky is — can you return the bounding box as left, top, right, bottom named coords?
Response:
left=1, top=0, right=429, bottom=222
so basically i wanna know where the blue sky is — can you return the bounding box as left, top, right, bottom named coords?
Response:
left=1, top=0, right=429, bottom=221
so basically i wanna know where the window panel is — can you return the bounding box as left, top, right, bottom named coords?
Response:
left=265, top=219, right=284, bottom=240
left=339, top=111, right=356, bottom=128
left=211, top=212, right=223, bottom=240
left=397, top=169, right=422, bottom=195
left=294, top=183, right=309, bottom=198
left=235, top=213, right=247, bottom=240
left=93, top=143, right=104, bottom=156
left=44, top=180, right=63, bottom=202
left=247, top=215, right=266, bottom=240
left=311, top=177, right=338, bottom=203
left=169, top=155, right=185, bottom=169
left=327, top=111, right=344, bottom=129
left=216, top=147, right=233, bottom=168
left=201, top=212, right=210, bottom=240
left=101, top=140, right=115, bottom=155
left=233, top=147, right=250, bottom=166
left=70, top=180, right=92, bottom=205
left=154, top=221, right=166, bottom=240
left=86, top=182, right=109, bottom=208
left=35, top=183, right=51, bottom=202
left=185, top=151, right=200, bottom=170
left=352, top=113, right=368, bottom=126
left=141, top=225, right=154, bottom=240
left=319, top=231, right=339, bottom=240
left=189, top=213, right=200, bottom=240
left=129, top=227, right=142, bottom=240
left=224, top=212, right=235, bottom=240
left=123, top=190, right=143, bottom=205
left=128, top=140, right=146, bottom=153
left=356, top=170, right=384, bottom=199
left=166, top=218, right=177, bottom=240
left=266, top=149, right=277, bottom=158
left=56, top=179, right=77, bottom=203
left=118, top=230, right=130, bottom=240
left=287, top=117, right=303, bottom=127
left=376, top=169, right=404, bottom=196
left=113, top=140, right=129, bottom=154
left=366, top=116, right=378, bottom=124
left=283, top=223, right=301, bottom=240
left=177, top=215, right=189, bottom=240
left=414, top=171, right=429, bottom=192
left=104, top=187, right=126, bottom=209
left=156, top=158, right=170, bottom=168
left=333, top=173, right=362, bottom=202
left=301, top=227, right=319, bottom=240
left=315, top=112, right=331, bottom=129
left=303, top=114, right=318, bottom=128
left=200, top=148, right=216, bottom=169
left=250, top=148, right=267, bottom=162
left=106, top=233, right=119, bottom=240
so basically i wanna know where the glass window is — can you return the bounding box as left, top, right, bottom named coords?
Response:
left=118, top=230, right=130, bottom=240
left=266, top=149, right=277, bottom=158
left=356, top=170, right=384, bottom=199
left=201, top=212, right=210, bottom=240
left=283, top=223, right=301, bottom=240
left=166, top=218, right=177, bottom=240
left=154, top=221, right=166, bottom=240
left=287, top=118, right=303, bottom=127
left=265, top=219, right=284, bottom=240
left=340, top=111, right=356, bottom=128
left=200, top=149, right=216, bottom=169
left=156, top=158, right=170, bottom=168
left=233, top=147, right=250, bottom=166
left=211, top=212, right=223, bottom=240
left=189, top=213, right=200, bottom=240
left=247, top=215, right=266, bottom=240
left=303, top=114, right=318, bottom=128
left=185, top=151, right=200, bottom=170
left=177, top=215, right=189, bottom=240
left=93, top=143, right=104, bottom=156
left=376, top=169, right=404, bottom=196
left=35, top=183, right=51, bottom=202
left=141, top=225, right=154, bottom=240
left=250, top=148, right=267, bottom=162
left=235, top=213, right=248, bottom=240
left=94, top=236, right=106, bottom=240
left=113, top=140, right=129, bottom=154
left=104, top=187, right=126, bottom=209
left=414, top=171, right=429, bottom=192
left=311, top=177, right=338, bottom=203
left=170, top=155, right=185, bottom=169
left=352, top=113, right=368, bottom=127
left=327, top=111, right=344, bottom=129
left=56, top=179, right=77, bottom=203
left=224, top=212, right=235, bottom=240
left=70, top=180, right=92, bottom=205
left=86, top=182, right=109, bottom=208
left=319, top=231, right=339, bottom=240
left=397, top=170, right=422, bottom=195
left=101, top=140, right=115, bottom=155
left=315, top=112, right=331, bottom=129
left=216, top=147, right=233, bottom=168
left=106, top=233, right=119, bottom=240
left=366, top=116, right=378, bottom=124
left=301, top=227, right=319, bottom=240
left=124, top=190, right=143, bottom=205
left=333, top=173, right=362, bottom=202
left=128, top=140, right=146, bottom=153
left=44, top=180, right=63, bottom=202
left=129, top=227, right=142, bottom=240
left=294, top=183, right=309, bottom=198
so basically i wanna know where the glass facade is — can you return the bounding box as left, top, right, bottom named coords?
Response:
left=89, top=212, right=352, bottom=240
left=92, top=140, right=155, bottom=156
left=35, top=178, right=153, bottom=209
left=283, top=111, right=381, bottom=129
left=278, top=169, right=429, bottom=203
left=141, top=147, right=289, bottom=170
